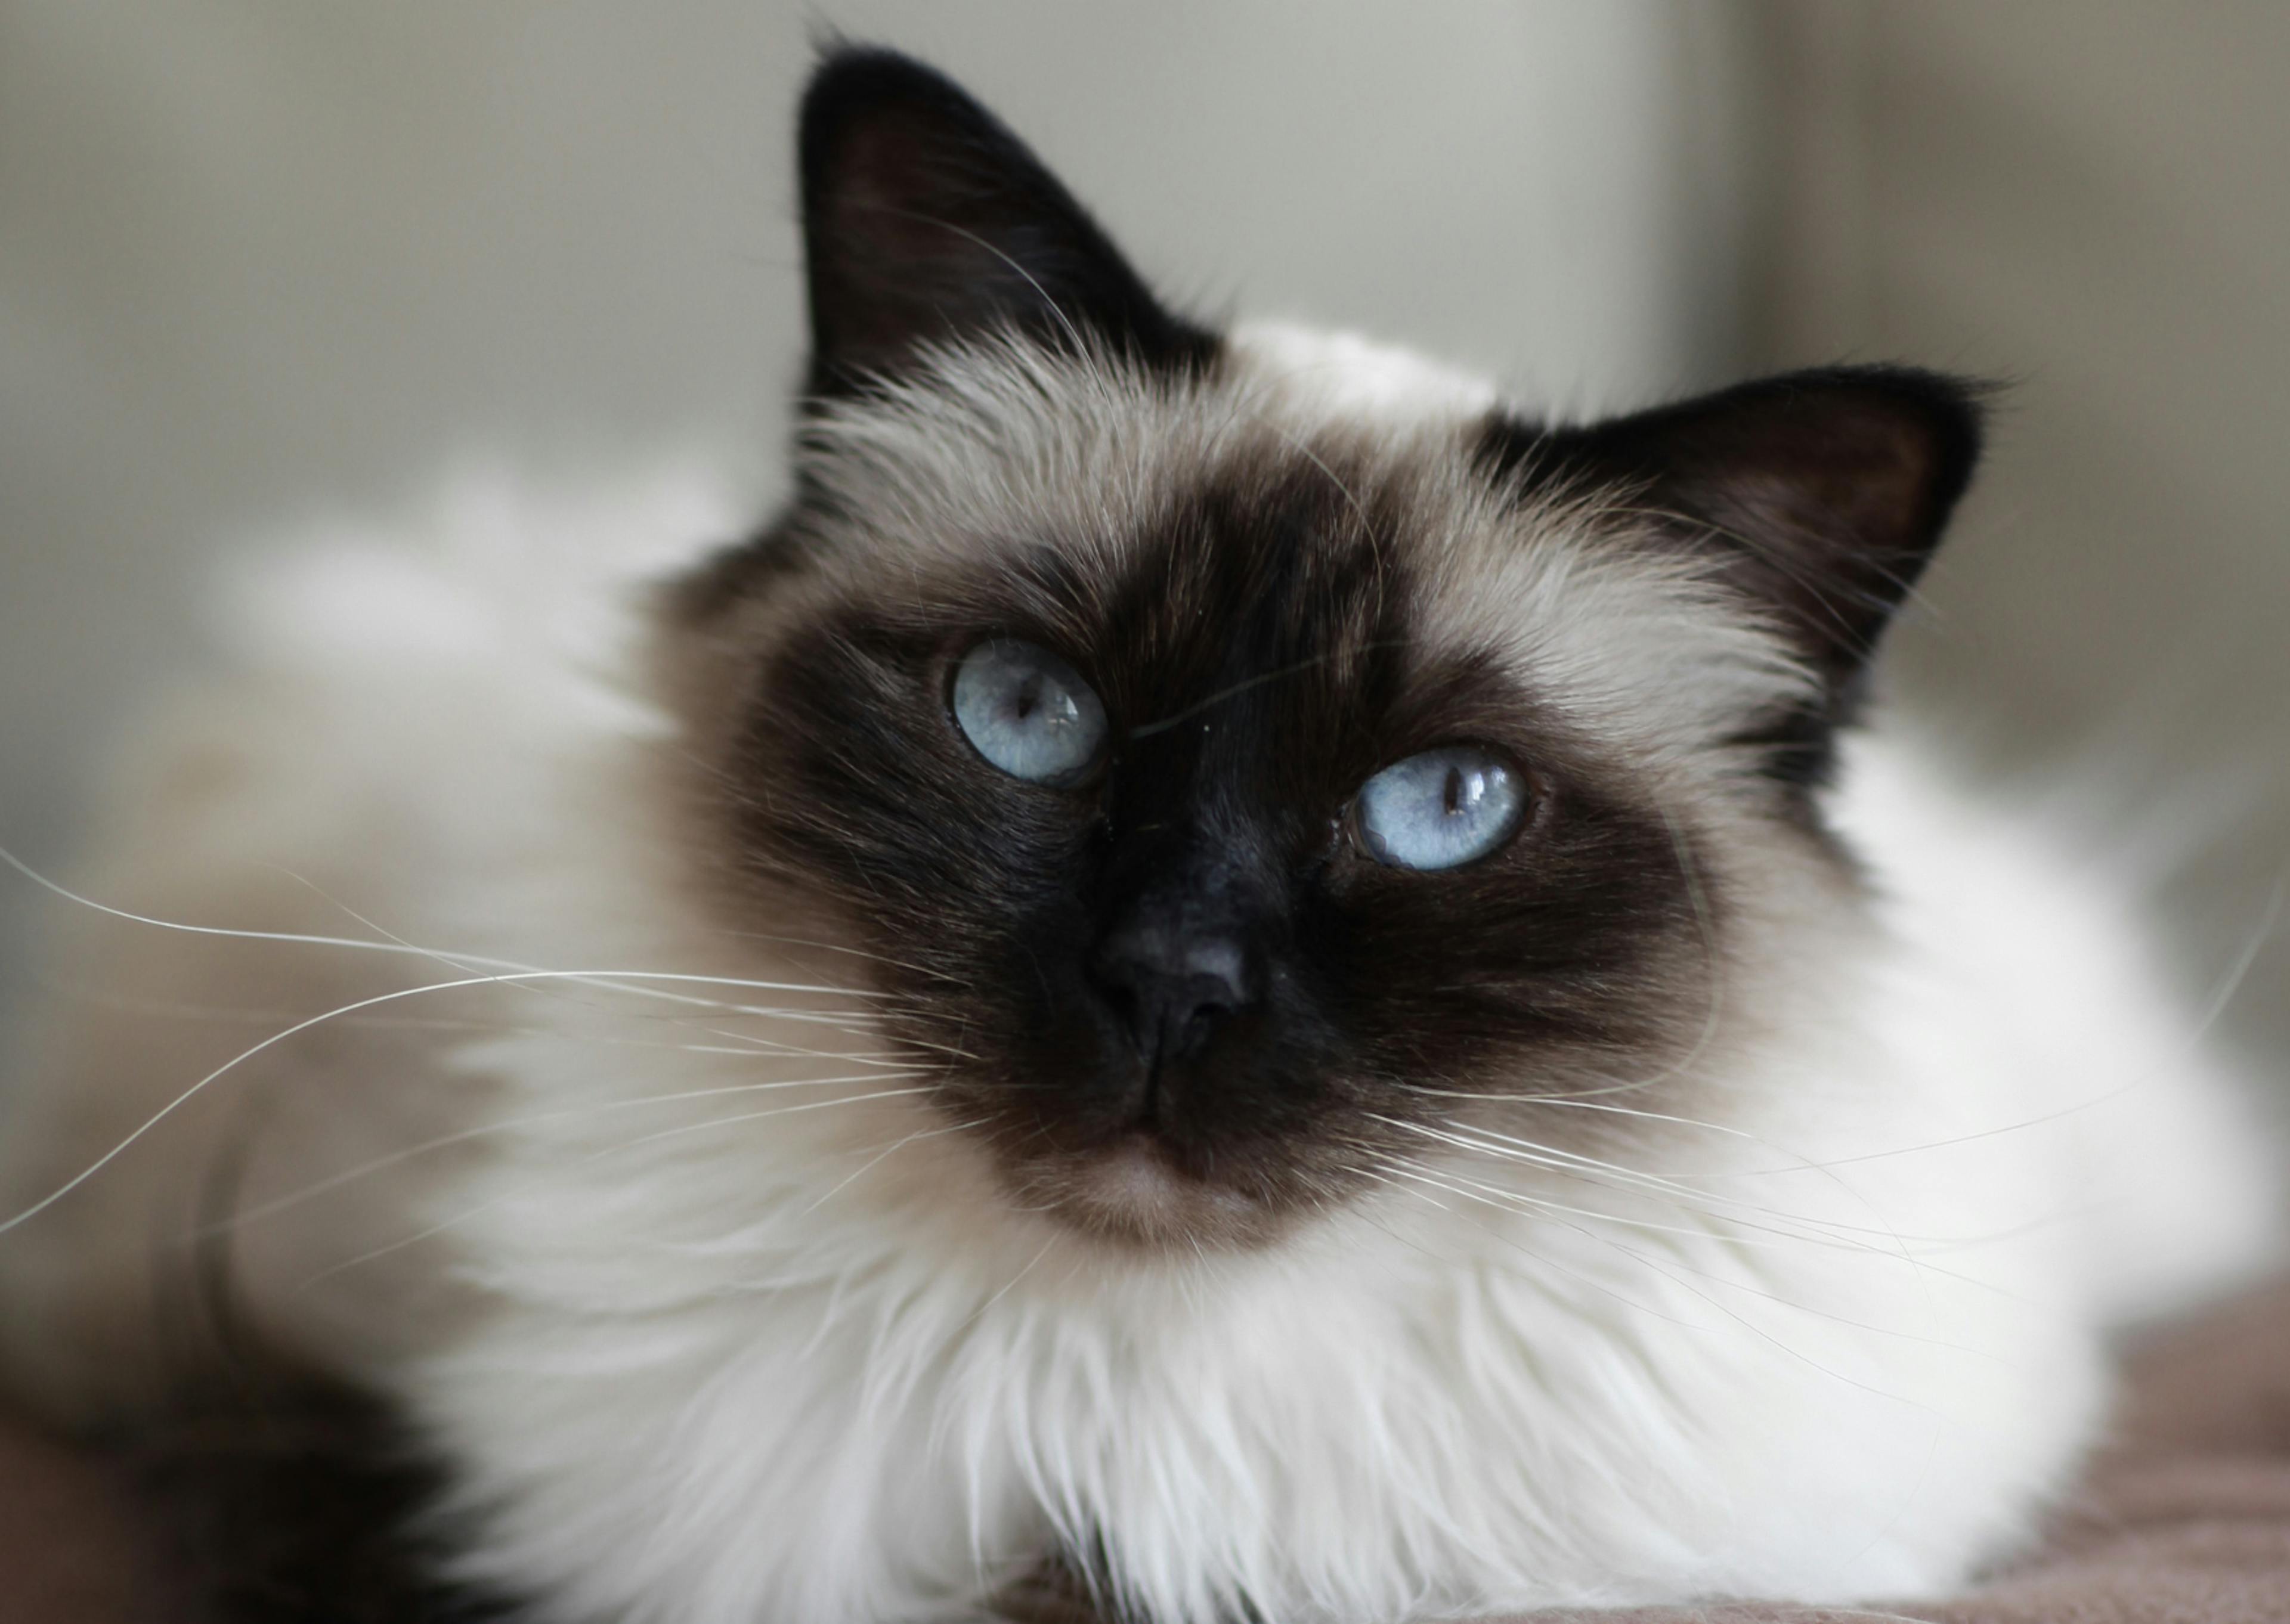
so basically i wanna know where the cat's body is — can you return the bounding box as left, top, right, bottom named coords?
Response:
left=0, top=49, right=2276, bottom=1624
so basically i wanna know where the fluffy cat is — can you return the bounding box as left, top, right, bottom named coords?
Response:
left=0, top=46, right=2276, bottom=1624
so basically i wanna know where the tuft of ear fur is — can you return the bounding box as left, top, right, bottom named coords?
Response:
left=1486, top=367, right=1984, bottom=784
left=1547, top=367, right=1983, bottom=686
left=798, top=47, right=1214, bottom=395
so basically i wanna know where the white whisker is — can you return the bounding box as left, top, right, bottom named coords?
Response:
left=196, top=1071, right=934, bottom=1235
left=607, top=1087, right=937, bottom=1152
left=0, top=844, right=889, bottom=1004
left=295, top=1085, right=941, bottom=1291
left=0, top=966, right=917, bottom=1236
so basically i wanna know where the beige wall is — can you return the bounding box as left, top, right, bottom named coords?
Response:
left=1758, top=2, right=2290, bottom=1070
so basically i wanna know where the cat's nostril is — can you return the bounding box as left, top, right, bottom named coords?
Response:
left=1090, top=923, right=1261, bottom=1062
left=1176, top=936, right=1248, bottom=994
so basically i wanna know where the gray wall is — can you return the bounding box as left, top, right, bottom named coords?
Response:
left=1758, top=1, right=2290, bottom=1071
left=0, top=1, right=1756, bottom=1000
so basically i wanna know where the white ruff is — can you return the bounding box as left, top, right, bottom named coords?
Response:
left=0, top=331, right=2276, bottom=1624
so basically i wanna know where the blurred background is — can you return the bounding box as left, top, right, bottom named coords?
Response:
left=2, top=2, right=2286, bottom=1083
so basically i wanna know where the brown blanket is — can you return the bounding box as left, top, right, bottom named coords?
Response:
left=8, top=1279, right=2289, bottom=1623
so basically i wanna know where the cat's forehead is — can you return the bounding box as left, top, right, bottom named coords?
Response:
left=799, top=323, right=1496, bottom=550
left=792, top=325, right=1806, bottom=764
left=1223, top=322, right=1502, bottom=423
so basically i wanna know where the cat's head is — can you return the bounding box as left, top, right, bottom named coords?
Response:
left=660, top=49, right=1979, bottom=1249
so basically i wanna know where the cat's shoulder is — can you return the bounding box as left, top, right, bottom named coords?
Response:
left=1830, top=721, right=2281, bottom=1319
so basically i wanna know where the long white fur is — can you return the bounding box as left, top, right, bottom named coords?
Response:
left=0, top=325, right=2277, bottom=1623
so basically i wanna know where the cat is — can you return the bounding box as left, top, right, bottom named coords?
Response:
left=0, top=44, right=2276, bottom=1624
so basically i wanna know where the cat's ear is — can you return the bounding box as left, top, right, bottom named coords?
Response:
left=1523, top=367, right=1983, bottom=695
left=797, top=47, right=1212, bottom=395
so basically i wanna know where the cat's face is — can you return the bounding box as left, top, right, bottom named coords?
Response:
left=663, top=51, right=1978, bottom=1248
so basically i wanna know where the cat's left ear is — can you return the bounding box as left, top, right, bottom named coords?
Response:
left=1522, top=366, right=1984, bottom=698
left=797, top=47, right=1212, bottom=396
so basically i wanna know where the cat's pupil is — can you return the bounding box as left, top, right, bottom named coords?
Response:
left=949, top=639, right=1107, bottom=784
left=1353, top=746, right=1524, bottom=870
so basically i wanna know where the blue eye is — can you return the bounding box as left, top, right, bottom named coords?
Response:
left=1355, top=748, right=1527, bottom=871
left=951, top=639, right=1108, bottom=785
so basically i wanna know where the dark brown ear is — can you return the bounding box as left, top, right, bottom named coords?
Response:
left=1484, top=367, right=1984, bottom=785
left=1540, top=367, right=1982, bottom=684
left=798, top=47, right=1214, bottom=396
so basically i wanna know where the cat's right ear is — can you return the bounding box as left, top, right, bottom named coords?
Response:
left=1479, top=367, right=1983, bottom=788
left=1486, top=367, right=1982, bottom=684
left=797, top=47, right=1212, bottom=397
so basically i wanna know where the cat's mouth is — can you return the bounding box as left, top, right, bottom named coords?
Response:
left=1039, top=1130, right=1280, bottom=1248
left=905, top=934, right=1337, bottom=1248
left=974, top=1010, right=1339, bottom=1250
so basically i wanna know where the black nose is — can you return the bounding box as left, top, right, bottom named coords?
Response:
left=1090, top=917, right=1262, bottom=1065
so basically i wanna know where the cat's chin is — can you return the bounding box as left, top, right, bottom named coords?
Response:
left=1035, top=1133, right=1287, bottom=1251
